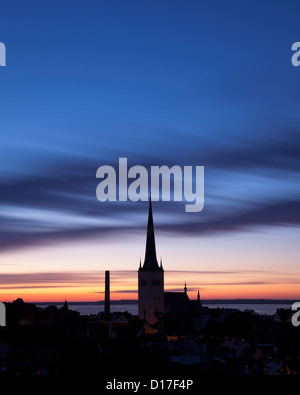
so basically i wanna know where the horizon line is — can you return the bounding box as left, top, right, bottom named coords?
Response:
left=7, top=298, right=298, bottom=305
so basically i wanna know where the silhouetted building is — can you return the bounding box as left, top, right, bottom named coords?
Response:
left=105, top=270, right=110, bottom=314
left=41, top=306, right=55, bottom=326
left=60, top=300, right=70, bottom=322
left=164, top=290, right=190, bottom=311
left=88, top=312, right=129, bottom=340
left=18, top=304, right=34, bottom=326
left=274, top=308, right=293, bottom=324
left=190, top=289, right=202, bottom=311
left=138, top=197, right=164, bottom=325
left=138, top=199, right=203, bottom=328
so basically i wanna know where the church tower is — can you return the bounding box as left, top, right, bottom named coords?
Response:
left=138, top=198, right=164, bottom=325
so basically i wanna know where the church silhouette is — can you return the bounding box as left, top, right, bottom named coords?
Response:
left=138, top=198, right=202, bottom=329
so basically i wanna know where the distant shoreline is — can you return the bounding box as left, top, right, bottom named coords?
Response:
left=32, top=299, right=297, bottom=306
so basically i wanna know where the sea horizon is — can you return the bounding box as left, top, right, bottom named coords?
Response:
left=27, top=299, right=296, bottom=317
left=30, top=298, right=299, bottom=305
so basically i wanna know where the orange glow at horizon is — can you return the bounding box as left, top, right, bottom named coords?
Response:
left=1, top=271, right=300, bottom=303
left=1, top=226, right=300, bottom=303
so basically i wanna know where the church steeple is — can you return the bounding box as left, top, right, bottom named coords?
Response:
left=138, top=198, right=164, bottom=325
left=197, top=288, right=202, bottom=309
left=140, top=197, right=162, bottom=271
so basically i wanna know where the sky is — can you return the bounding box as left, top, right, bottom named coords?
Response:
left=0, top=0, right=300, bottom=302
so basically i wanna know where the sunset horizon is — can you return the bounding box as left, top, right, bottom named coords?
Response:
left=1, top=199, right=299, bottom=304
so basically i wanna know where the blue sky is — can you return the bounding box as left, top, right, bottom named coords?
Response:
left=0, top=0, right=300, bottom=300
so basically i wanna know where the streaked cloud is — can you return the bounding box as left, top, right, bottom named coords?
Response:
left=1, top=131, right=299, bottom=252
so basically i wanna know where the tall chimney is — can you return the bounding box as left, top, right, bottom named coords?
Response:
left=105, top=270, right=110, bottom=314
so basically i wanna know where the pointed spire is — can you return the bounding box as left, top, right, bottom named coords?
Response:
left=184, top=282, right=187, bottom=294
left=197, top=288, right=202, bottom=309
left=63, top=300, right=69, bottom=311
left=140, top=197, right=161, bottom=271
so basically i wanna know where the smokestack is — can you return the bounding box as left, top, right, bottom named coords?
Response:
left=105, top=270, right=110, bottom=314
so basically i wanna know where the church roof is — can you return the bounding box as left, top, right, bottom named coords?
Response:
left=139, top=198, right=162, bottom=272
left=164, top=292, right=190, bottom=306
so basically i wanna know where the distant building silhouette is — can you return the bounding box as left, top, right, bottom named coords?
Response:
left=90, top=312, right=129, bottom=339
left=18, top=304, right=34, bottom=326
left=60, top=300, right=70, bottom=322
left=105, top=270, right=110, bottom=314
left=41, top=306, right=55, bottom=326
